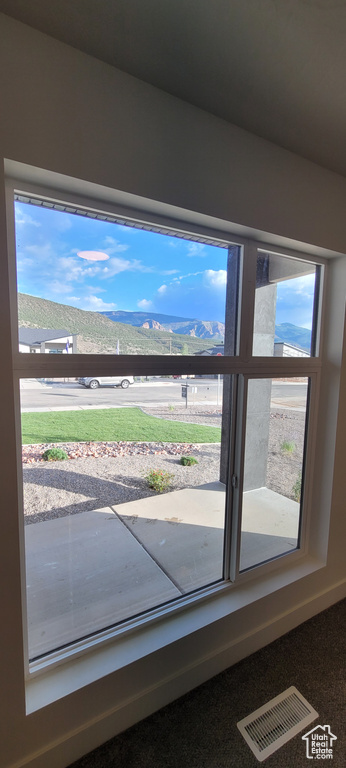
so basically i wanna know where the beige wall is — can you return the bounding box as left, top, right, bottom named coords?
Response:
left=0, top=13, right=345, bottom=768
left=1, top=15, right=346, bottom=253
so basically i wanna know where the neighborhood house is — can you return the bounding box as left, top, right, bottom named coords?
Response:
left=19, top=328, right=77, bottom=354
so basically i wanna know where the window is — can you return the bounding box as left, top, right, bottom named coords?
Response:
left=253, top=249, right=321, bottom=357
left=10, top=184, right=324, bottom=670
left=239, top=376, right=310, bottom=571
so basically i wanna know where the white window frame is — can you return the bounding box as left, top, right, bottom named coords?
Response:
left=5, top=173, right=327, bottom=712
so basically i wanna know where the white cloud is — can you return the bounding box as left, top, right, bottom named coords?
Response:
left=160, top=269, right=179, bottom=275
left=22, top=247, right=105, bottom=286
left=101, top=257, right=153, bottom=278
left=101, top=257, right=131, bottom=277
left=67, top=296, right=80, bottom=302
left=187, top=242, right=206, bottom=258
left=276, top=273, right=316, bottom=329
left=279, top=273, right=315, bottom=295
left=15, top=209, right=41, bottom=227
left=292, top=273, right=316, bottom=296
left=49, top=280, right=76, bottom=295
left=157, top=284, right=167, bottom=294
left=178, top=271, right=203, bottom=280
left=82, top=295, right=117, bottom=311
left=103, top=235, right=130, bottom=254
left=24, top=243, right=55, bottom=260
left=203, top=269, right=227, bottom=288
left=54, top=216, right=72, bottom=232
left=137, top=299, right=153, bottom=310
left=84, top=285, right=106, bottom=294
left=16, top=257, right=34, bottom=272
left=130, top=259, right=154, bottom=273
left=58, top=256, right=101, bottom=281
left=113, top=225, right=138, bottom=234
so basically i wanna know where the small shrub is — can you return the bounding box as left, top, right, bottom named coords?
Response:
left=179, top=455, right=198, bottom=466
left=168, top=404, right=175, bottom=412
left=145, top=469, right=174, bottom=493
left=42, top=447, right=68, bottom=462
left=281, top=440, right=296, bottom=455
left=292, top=474, right=302, bottom=503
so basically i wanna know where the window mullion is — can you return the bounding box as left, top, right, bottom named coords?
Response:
left=13, top=353, right=322, bottom=380
left=238, top=242, right=257, bottom=361
left=296, top=372, right=320, bottom=553
left=228, top=375, right=246, bottom=581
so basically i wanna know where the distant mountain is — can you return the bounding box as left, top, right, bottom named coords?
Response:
left=101, top=310, right=311, bottom=350
left=17, top=294, right=206, bottom=355
left=141, top=319, right=170, bottom=332
left=104, top=310, right=195, bottom=326
left=275, top=323, right=311, bottom=351
left=101, top=310, right=225, bottom=339
left=18, top=296, right=312, bottom=355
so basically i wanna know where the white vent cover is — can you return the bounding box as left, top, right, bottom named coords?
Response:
left=237, top=686, right=318, bottom=761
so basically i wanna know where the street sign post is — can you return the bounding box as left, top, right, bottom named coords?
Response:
left=181, top=383, right=188, bottom=408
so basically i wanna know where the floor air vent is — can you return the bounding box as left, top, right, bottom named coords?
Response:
left=237, top=686, right=318, bottom=761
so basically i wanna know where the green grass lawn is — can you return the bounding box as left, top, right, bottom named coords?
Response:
left=21, top=407, right=221, bottom=445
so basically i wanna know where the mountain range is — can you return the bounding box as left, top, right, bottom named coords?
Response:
left=101, top=310, right=225, bottom=339
left=275, top=323, right=311, bottom=351
left=102, top=311, right=311, bottom=350
left=17, top=294, right=311, bottom=354
left=17, top=294, right=205, bottom=355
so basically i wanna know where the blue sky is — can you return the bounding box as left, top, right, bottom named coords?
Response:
left=15, top=202, right=228, bottom=321
left=275, top=272, right=316, bottom=329
left=15, top=202, right=316, bottom=328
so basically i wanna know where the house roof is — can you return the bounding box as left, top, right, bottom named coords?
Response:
left=274, top=341, right=309, bottom=353
left=19, top=328, right=71, bottom=345
left=197, top=346, right=224, bottom=356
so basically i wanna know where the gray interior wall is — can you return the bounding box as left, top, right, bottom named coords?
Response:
left=0, top=14, right=345, bottom=768
left=1, top=14, right=346, bottom=253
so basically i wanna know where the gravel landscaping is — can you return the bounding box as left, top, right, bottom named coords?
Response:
left=267, top=410, right=305, bottom=499
left=22, top=406, right=305, bottom=525
left=23, top=443, right=220, bottom=525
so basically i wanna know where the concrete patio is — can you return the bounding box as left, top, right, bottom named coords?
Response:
left=25, top=483, right=299, bottom=659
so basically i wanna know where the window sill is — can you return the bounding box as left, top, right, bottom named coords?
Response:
left=26, top=552, right=324, bottom=714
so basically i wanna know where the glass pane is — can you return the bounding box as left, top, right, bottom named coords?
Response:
left=253, top=250, right=320, bottom=357
left=239, top=377, right=308, bottom=571
left=14, top=198, right=239, bottom=356
left=21, top=374, right=229, bottom=659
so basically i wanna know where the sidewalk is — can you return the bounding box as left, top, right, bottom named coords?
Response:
left=25, top=483, right=299, bottom=659
left=20, top=379, right=52, bottom=389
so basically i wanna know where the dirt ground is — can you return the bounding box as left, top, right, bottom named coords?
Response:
left=23, top=406, right=305, bottom=524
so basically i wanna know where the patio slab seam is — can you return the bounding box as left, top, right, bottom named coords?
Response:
left=111, top=506, right=184, bottom=594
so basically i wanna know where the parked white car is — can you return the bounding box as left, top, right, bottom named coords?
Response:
left=78, top=376, right=134, bottom=389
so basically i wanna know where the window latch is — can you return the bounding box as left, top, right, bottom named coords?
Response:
left=231, top=474, right=238, bottom=489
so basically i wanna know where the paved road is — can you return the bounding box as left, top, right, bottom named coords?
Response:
left=20, top=379, right=308, bottom=411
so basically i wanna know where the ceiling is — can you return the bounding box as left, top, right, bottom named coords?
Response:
left=1, top=0, right=346, bottom=176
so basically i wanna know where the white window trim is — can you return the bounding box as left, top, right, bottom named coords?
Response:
left=5, top=170, right=331, bottom=715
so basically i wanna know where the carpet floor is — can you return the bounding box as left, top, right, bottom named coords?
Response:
left=68, top=598, right=345, bottom=768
